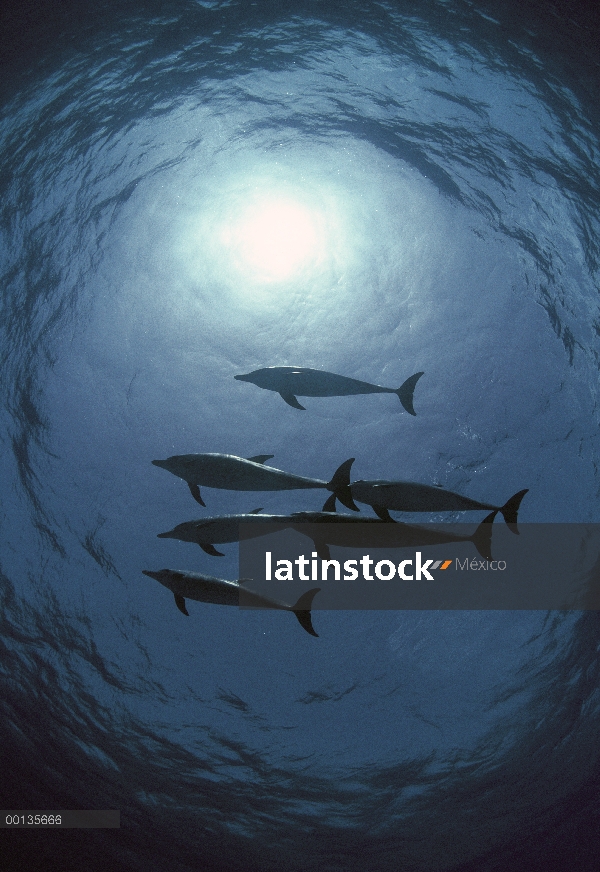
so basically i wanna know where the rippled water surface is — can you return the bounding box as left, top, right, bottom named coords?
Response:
left=2, top=2, right=600, bottom=870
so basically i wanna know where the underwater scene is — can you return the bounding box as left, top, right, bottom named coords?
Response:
left=1, top=1, right=600, bottom=870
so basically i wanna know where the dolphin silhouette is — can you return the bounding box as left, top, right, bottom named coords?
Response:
left=287, top=510, right=496, bottom=561
left=158, top=510, right=290, bottom=556
left=234, top=366, right=424, bottom=414
left=142, top=569, right=320, bottom=636
left=159, top=509, right=495, bottom=561
left=151, top=453, right=357, bottom=511
left=323, top=482, right=528, bottom=533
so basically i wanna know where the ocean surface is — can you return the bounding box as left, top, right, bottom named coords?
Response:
left=1, top=1, right=600, bottom=870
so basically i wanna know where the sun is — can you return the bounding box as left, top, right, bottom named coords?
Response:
left=224, top=197, right=320, bottom=282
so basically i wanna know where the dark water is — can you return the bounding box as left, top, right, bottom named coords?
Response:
left=2, top=1, right=600, bottom=870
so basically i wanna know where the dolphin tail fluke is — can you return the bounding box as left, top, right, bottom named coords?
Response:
left=291, top=588, right=321, bottom=637
left=328, top=458, right=358, bottom=512
left=500, top=489, right=529, bottom=534
left=337, top=486, right=358, bottom=512
left=396, top=371, right=424, bottom=416
left=472, top=511, right=497, bottom=560
left=322, top=493, right=337, bottom=512
left=188, top=482, right=206, bottom=506
left=174, top=593, right=189, bottom=616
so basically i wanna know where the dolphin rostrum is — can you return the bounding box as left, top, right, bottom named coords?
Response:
left=152, top=453, right=358, bottom=511
left=158, top=509, right=495, bottom=561
left=142, top=569, right=320, bottom=636
left=158, top=510, right=290, bottom=556
left=234, top=366, right=424, bottom=414
left=323, top=482, right=528, bottom=533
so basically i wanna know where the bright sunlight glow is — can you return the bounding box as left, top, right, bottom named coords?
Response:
left=223, top=197, right=320, bottom=282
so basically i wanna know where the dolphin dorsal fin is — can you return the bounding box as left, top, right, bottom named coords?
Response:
left=279, top=393, right=306, bottom=410
left=174, top=593, right=189, bottom=616
left=247, top=455, right=274, bottom=464
left=249, top=507, right=263, bottom=514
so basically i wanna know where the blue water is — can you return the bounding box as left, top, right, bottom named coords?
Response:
left=2, top=1, right=600, bottom=870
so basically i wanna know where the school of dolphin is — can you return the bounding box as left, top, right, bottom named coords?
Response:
left=144, top=366, right=528, bottom=635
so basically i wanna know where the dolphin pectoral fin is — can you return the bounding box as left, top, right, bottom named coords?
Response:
left=312, top=539, right=330, bottom=560
left=279, top=392, right=306, bottom=410
left=247, top=455, right=274, bottom=464
left=500, top=489, right=528, bottom=534
left=322, top=493, right=337, bottom=512
left=327, top=458, right=358, bottom=512
left=396, top=371, right=424, bottom=416
left=200, top=543, right=225, bottom=557
left=174, top=593, right=189, bottom=616
left=373, top=506, right=394, bottom=522
left=472, top=511, right=497, bottom=560
left=188, top=482, right=206, bottom=506
left=291, top=588, right=320, bottom=637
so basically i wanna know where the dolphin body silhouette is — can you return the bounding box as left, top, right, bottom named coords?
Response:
left=287, top=510, right=495, bottom=561
left=324, top=483, right=529, bottom=533
left=151, top=453, right=358, bottom=511
left=142, top=569, right=320, bottom=636
left=158, top=509, right=494, bottom=561
left=234, top=366, right=424, bottom=414
left=158, top=511, right=293, bottom=556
